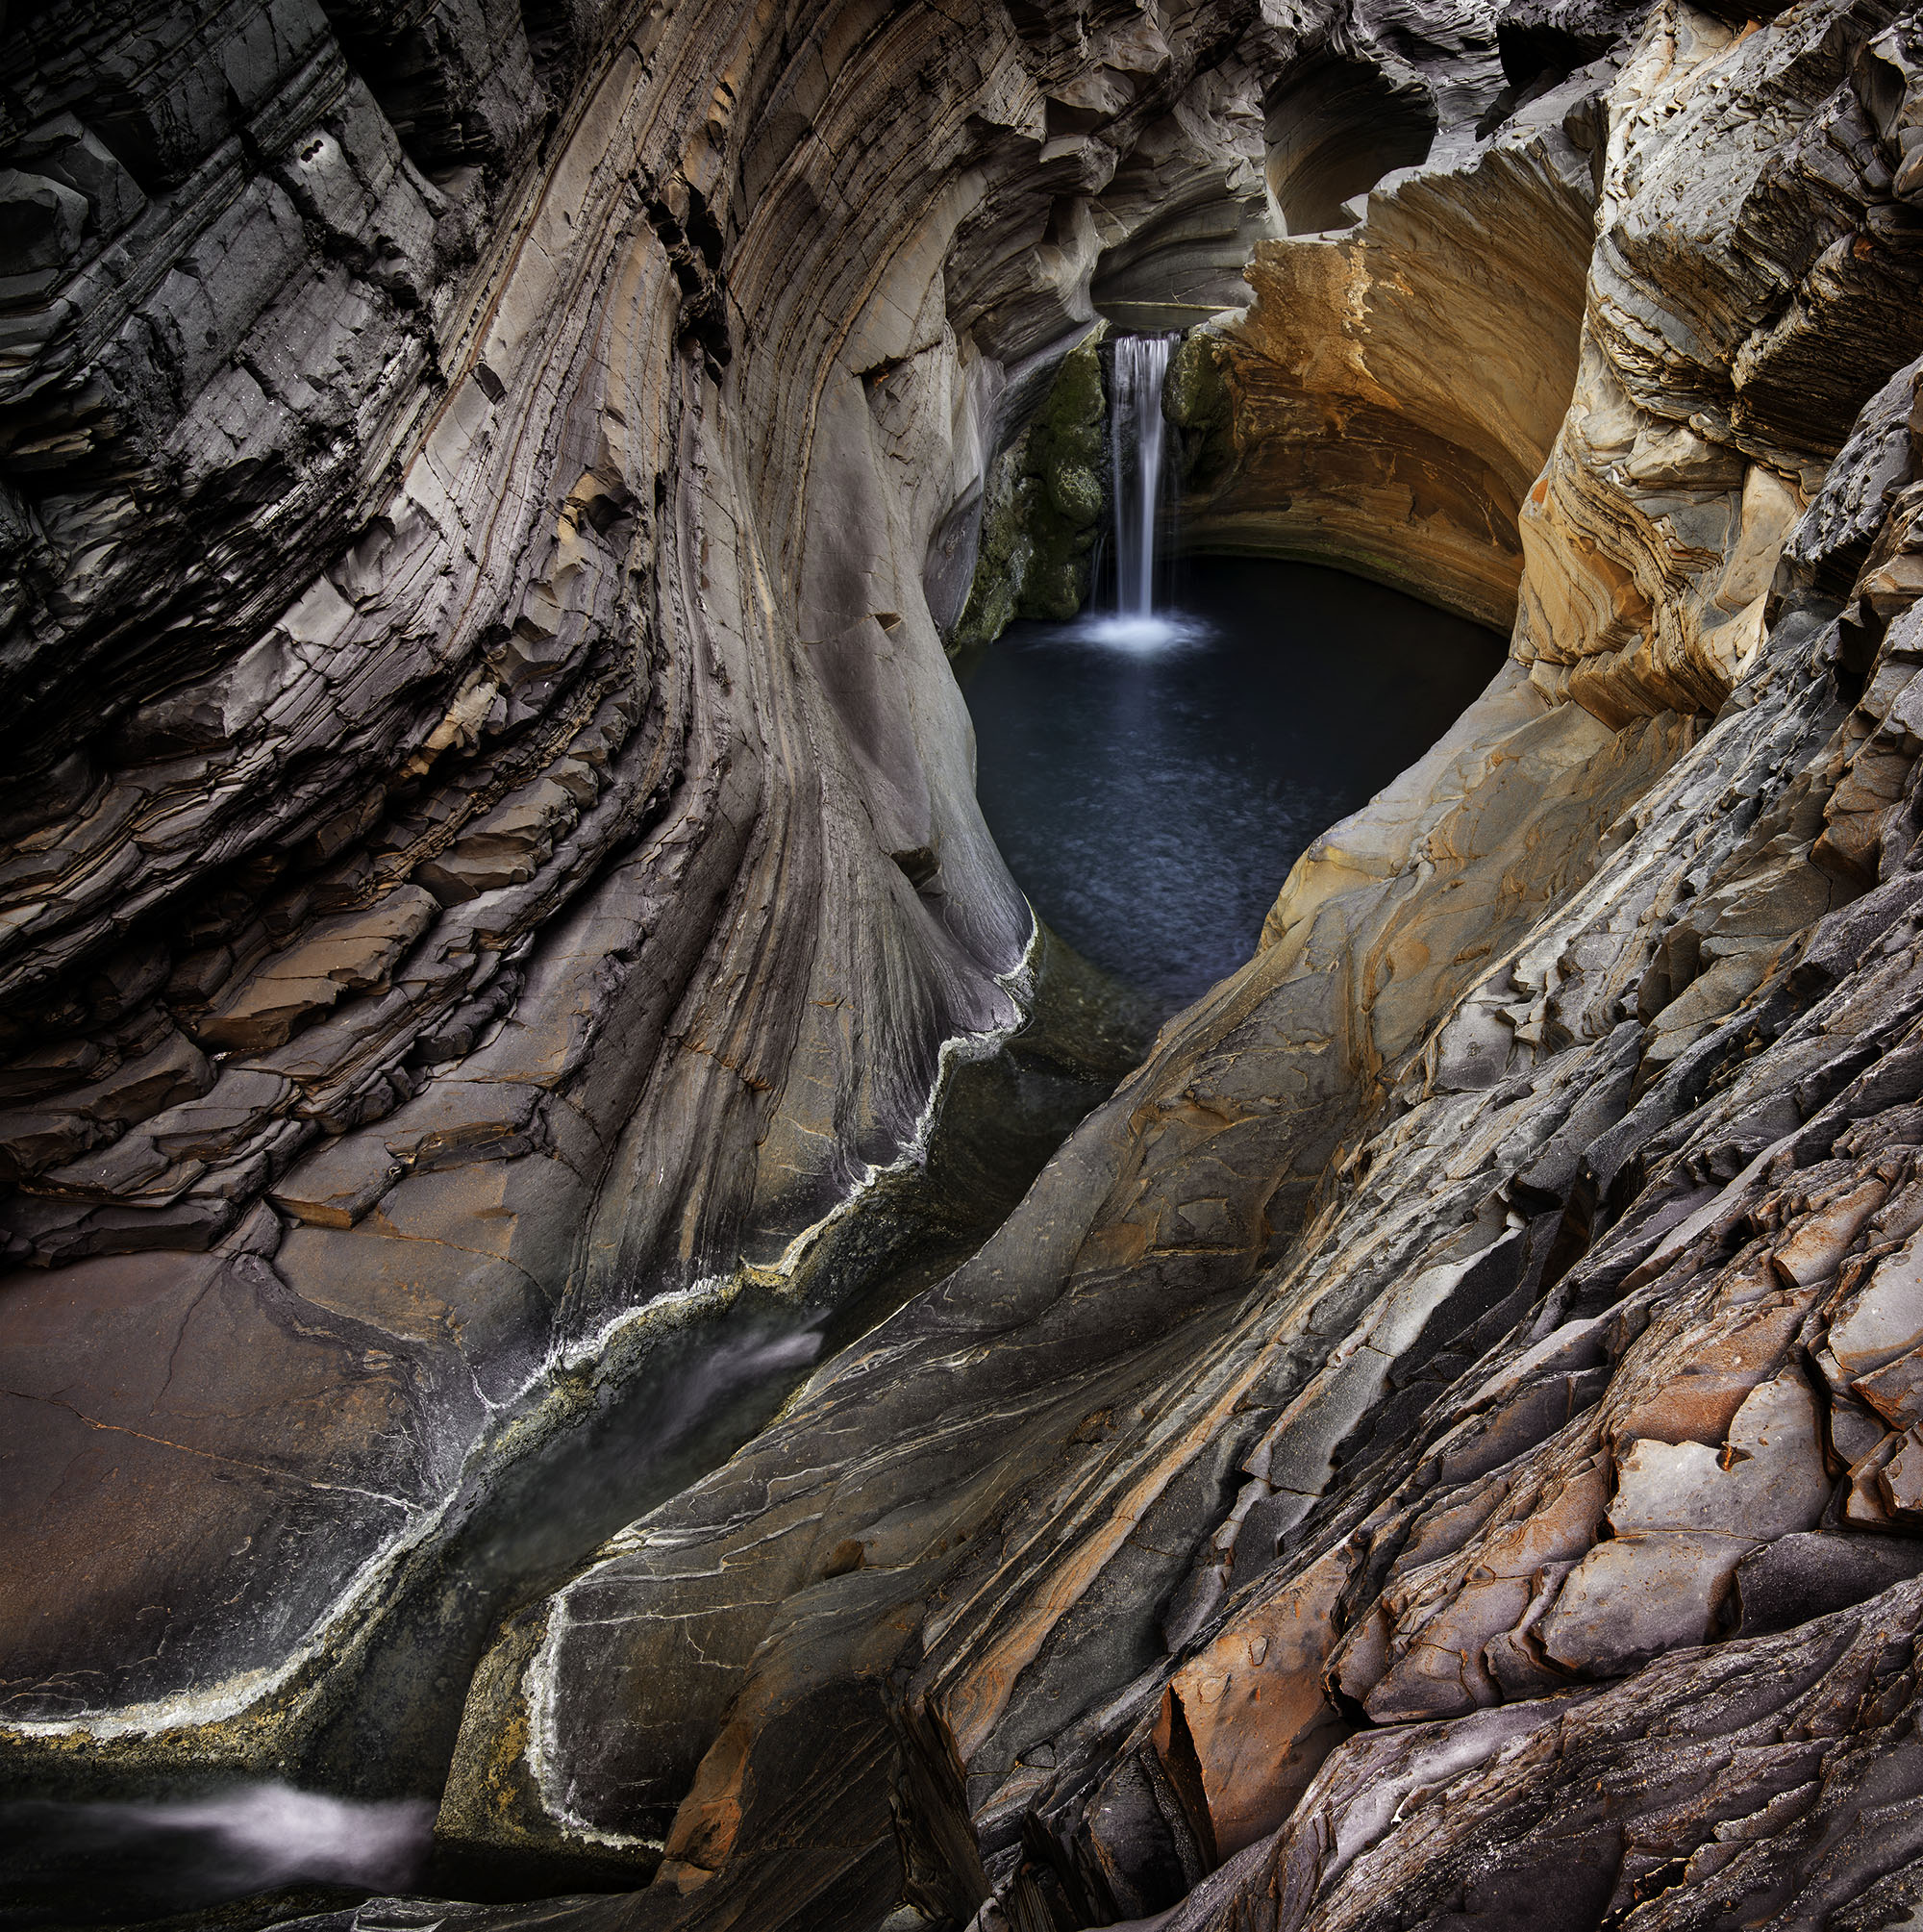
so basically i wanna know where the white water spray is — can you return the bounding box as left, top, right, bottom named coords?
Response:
left=1085, top=334, right=1198, bottom=652
left=3, top=1783, right=437, bottom=1916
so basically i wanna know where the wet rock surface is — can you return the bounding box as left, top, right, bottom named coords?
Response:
left=0, top=0, right=1237, bottom=1790
left=11, top=0, right=1923, bottom=1928
left=424, top=3, right=1923, bottom=1927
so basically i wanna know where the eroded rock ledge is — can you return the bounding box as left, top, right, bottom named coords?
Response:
left=7, top=0, right=1923, bottom=1930
left=432, top=3, right=1923, bottom=1929
left=0, top=0, right=1262, bottom=1779
left=1168, top=65, right=1601, bottom=633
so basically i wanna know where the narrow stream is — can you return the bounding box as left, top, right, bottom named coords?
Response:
left=0, top=936, right=1151, bottom=1929
left=5, top=348, right=1502, bottom=1932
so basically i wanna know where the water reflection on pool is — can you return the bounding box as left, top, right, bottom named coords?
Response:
left=959, top=556, right=1507, bottom=1014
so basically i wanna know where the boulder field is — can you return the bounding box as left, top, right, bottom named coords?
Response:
left=7, top=0, right=1923, bottom=1928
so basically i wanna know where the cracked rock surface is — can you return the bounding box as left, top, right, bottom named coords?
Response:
left=12, top=0, right=1923, bottom=1928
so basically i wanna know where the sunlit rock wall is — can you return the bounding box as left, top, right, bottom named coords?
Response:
left=1518, top=0, right=1923, bottom=722
left=1171, top=62, right=1603, bottom=631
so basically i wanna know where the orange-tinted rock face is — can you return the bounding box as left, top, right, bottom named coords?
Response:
left=11, top=0, right=1923, bottom=1929
left=1178, top=117, right=1599, bottom=633
left=1167, top=1547, right=1352, bottom=1857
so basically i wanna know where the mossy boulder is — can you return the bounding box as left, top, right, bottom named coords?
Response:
left=951, top=327, right=1109, bottom=648
left=951, top=442, right=1037, bottom=650
left=1045, top=460, right=1104, bottom=527
left=1164, top=327, right=1234, bottom=488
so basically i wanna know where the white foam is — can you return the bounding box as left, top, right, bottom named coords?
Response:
left=1072, top=611, right=1211, bottom=653
left=65, top=1783, right=436, bottom=1892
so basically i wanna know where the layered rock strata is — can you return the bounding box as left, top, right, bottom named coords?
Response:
left=1167, top=61, right=1603, bottom=632
left=0, top=0, right=1258, bottom=1788
left=425, top=3, right=1923, bottom=1929
left=11, top=0, right=1923, bottom=1931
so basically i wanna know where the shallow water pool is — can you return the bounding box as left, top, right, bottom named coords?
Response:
left=959, top=556, right=1507, bottom=1014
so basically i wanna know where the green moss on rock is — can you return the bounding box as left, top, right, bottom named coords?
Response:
left=950, top=327, right=1108, bottom=649
left=1045, top=460, right=1103, bottom=527
left=951, top=440, right=1036, bottom=651
left=1164, top=328, right=1234, bottom=488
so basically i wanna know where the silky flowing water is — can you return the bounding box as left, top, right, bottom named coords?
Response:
left=0, top=962, right=1150, bottom=1925
left=1106, top=334, right=1175, bottom=636
left=959, top=555, right=1508, bottom=1014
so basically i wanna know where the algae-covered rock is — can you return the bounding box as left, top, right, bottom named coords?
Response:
left=1045, top=460, right=1103, bottom=527
left=952, top=328, right=1109, bottom=646
left=1032, top=330, right=1106, bottom=526
left=1021, top=543, right=1088, bottom=621
left=1164, top=326, right=1233, bottom=487
left=952, top=442, right=1038, bottom=649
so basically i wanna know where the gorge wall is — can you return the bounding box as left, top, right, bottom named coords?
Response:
left=0, top=0, right=1262, bottom=1781
left=8, top=0, right=1923, bottom=1930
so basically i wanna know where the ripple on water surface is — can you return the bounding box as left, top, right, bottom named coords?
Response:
left=959, top=557, right=1508, bottom=1015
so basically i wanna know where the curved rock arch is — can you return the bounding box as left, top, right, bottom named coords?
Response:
left=1263, top=44, right=1438, bottom=238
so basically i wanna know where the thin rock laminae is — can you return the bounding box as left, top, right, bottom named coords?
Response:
left=9, top=0, right=1923, bottom=1930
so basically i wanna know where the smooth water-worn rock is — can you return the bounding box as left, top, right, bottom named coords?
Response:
left=1168, top=52, right=1605, bottom=633
left=11, top=0, right=1923, bottom=1929
left=429, top=5, right=1923, bottom=1928
left=0, top=0, right=1247, bottom=1786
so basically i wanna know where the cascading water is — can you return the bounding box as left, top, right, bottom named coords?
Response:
left=970, top=334, right=1506, bottom=1010
left=1097, top=333, right=1181, bottom=648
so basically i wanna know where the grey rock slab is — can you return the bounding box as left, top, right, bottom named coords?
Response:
left=1831, top=1235, right=1923, bottom=1378
left=1539, top=1531, right=1760, bottom=1674
left=1735, top=1530, right=1923, bottom=1637
left=1607, top=1368, right=1831, bottom=1541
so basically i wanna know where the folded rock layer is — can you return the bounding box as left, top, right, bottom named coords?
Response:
left=10, top=0, right=1923, bottom=1929
left=436, top=2, right=1923, bottom=1927
left=0, top=0, right=1259, bottom=1774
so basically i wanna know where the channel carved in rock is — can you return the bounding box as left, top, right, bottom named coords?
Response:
left=8, top=1, right=1923, bottom=1931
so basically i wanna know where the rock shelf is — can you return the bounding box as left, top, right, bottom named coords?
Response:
left=7, top=0, right=1923, bottom=1928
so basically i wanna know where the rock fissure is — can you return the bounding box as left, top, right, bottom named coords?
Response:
left=12, top=0, right=1923, bottom=1926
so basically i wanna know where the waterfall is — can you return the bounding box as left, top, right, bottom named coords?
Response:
left=1072, top=330, right=1197, bottom=651
left=1100, top=333, right=1181, bottom=647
